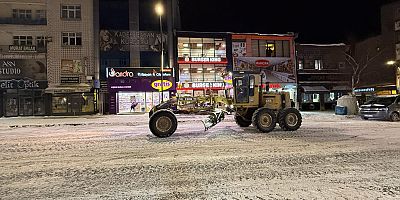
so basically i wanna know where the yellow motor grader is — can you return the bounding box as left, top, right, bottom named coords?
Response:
left=148, top=72, right=302, bottom=137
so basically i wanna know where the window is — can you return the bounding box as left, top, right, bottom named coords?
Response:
left=298, top=60, right=303, bottom=70
left=13, top=36, right=33, bottom=45
left=36, top=36, right=47, bottom=48
left=36, top=10, right=46, bottom=20
left=178, top=37, right=190, bottom=57
left=190, top=38, right=203, bottom=57
left=315, top=59, right=322, bottom=70
left=215, top=39, right=226, bottom=58
left=62, top=32, right=82, bottom=46
left=251, top=40, right=259, bottom=57
left=12, top=9, right=32, bottom=19
left=265, top=41, right=275, bottom=57
left=61, top=5, right=81, bottom=19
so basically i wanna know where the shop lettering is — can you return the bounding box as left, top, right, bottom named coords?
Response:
left=137, top=72, right=172, bottom=77
left=0, top=61, right=22, bottom=76
left=151, top=80, right=172, bottom=91
left=9, top=45, right=36, bottom=52
left=191, top=57, right=222, bottom=62
left=192, top=82, right=224, bottom=88
left=108, top=68, right=134, bottom=78
left=0, top=80, right=40, bottom=89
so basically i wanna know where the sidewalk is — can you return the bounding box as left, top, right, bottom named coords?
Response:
left=0, top=113, right=149, bottom=128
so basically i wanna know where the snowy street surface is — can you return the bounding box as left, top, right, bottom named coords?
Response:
left=1, top=112, right=400, bottom=199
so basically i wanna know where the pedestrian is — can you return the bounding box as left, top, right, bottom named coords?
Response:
left=130, top=96, right=138, bottom=112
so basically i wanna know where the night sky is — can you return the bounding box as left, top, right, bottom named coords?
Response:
left=179, top=0, right=397, bottom=43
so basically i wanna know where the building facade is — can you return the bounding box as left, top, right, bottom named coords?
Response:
left=353, top=1, right=400, bottom=101
left=296, top=44, right=351, bottom=111
left=0, top=0, right=49, bottom=117
left=96, top=0, right=180, bottom=114
left=175, top=31, right=232, bottom=97
left=231, top=33, right=297, bottom=103
left=45, top=0, right=97, bottom=115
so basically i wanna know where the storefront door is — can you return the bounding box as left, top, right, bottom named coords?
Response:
left=19, top=96, right=33, bottom=116
left=5, top=94, right=18, bottom=117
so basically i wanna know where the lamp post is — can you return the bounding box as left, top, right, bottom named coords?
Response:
left=155, top=2, right=164, bottom=102
left=386, top=60, right=400, bottom=94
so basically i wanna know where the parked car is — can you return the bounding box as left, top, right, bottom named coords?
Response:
left=359, top=95, right=400, bottom=121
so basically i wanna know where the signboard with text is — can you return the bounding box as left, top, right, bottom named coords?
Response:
left=0, top=59, right=46, bottom=80
left=177, top=57, right=228, bottom=64
left=106, top=67, right=173, bottom=78
left=100, top=30, right=167, bottom=52
left=176, top=82, right=226, bottom=90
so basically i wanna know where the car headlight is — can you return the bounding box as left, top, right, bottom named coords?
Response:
left=229, top=104, right=234, bottom=108
left=378, top=108, right=388, bottom=111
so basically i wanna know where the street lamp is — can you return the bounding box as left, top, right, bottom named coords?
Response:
left=386, top=60, right=400, bottom=93
left=155, top=2, right=164, bottom=102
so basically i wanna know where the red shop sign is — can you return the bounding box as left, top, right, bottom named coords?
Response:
left=255, top=60, right=270, bottom=67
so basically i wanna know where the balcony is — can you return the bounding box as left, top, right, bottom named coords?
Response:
left=0, top=18, right=46, bottom=25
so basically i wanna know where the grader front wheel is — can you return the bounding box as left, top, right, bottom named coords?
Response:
left=149, top=110, right=178, bottom=138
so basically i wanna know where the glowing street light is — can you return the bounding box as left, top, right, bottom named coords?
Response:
left=155, top=2, right=164, bottom=102
left=386, top=60, right=396, bottom=66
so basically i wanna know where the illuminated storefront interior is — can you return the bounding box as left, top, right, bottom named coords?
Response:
left=176, top=34, right=232, bottom=97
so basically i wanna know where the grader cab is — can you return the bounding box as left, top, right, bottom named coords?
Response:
left=148, top=72, right=302, bottom=138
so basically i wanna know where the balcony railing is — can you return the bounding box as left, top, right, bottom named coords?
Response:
left=0, top=18, right=46, bottom=25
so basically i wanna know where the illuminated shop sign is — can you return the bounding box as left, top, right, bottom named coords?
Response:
left=106, top=67, right=172, bottom=78
left=177, top=82, right=226, bottom=90
left=151, top=80, right=173, bottom=91
left=178, top=57, right=228, bottom=64
left=354, top=88, right=374, bottom=93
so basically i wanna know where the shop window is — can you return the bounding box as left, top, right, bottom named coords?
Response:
left=179, top=64, right=191, bottom=82
left=215, top=39, right=226, bottom=58
left=178, top=37, right=190, bottom=57
left=61, top=5, right=81, bottom=19
left=190, top=38, right=202, bottom=57
left=204, top=64, right=215, bottom=82
left=313, top=94, right=320, bottom=102
left=13, top=36, right=33, bottom=46
left=191, top=64, right=203, bottom=82
left=215, top=66, right=225, bottom=81
left=203, top=38, right=215, bottom=57
left=52, top=96, right=68, bottom=113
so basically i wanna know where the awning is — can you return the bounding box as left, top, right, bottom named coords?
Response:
left=331, top=85, right=352, bottom=91
left=301, top=86, right=329, bottom=93
left=45, top=84, right=92, bottom=94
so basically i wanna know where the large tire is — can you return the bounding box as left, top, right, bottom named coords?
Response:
left=278, top=108, right=302, bottom=131
left=149, top=110, right=178, bottom=138
left=389, top=112, right=400, bottom=122
left=252, top=108, right=276, bottom=133
left=234, top=114, right=252, bottom=127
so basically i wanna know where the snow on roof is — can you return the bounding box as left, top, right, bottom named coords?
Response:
left=298, top=43, right=347, bottom=47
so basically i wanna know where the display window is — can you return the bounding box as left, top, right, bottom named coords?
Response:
left=178, top=37, right=226, bottom=58
left=116, top=91, right=169, bottom=113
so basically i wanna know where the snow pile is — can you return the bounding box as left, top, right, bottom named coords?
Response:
left=336, top=95, right=359, bottom=115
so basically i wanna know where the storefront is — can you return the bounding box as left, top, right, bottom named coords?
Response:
left=0, top=59, right=49, bottom=117
left=176, top=32, right=233, bottom=98
left=107, top=67, right=175, bottom=114
left=354, top=85, right=398, bottom=105
left=232, top=33, right=298, bottom=103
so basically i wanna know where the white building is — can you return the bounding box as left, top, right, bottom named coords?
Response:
left=0, top=0, right=48, bottom=117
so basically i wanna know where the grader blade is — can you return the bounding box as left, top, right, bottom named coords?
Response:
left=201, top=109, right=226, bottom=131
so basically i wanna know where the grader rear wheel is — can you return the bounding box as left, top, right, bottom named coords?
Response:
left=278, top=108, right=302, bottom=131
left=252, top=108, right=276, bottom=133
left=149, top=110, right=178, bottom=138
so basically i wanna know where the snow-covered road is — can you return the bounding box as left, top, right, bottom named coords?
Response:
left=0, top=112, right=400, bottom=199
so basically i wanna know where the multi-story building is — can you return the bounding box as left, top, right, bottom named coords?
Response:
left=96, top=0, right=180, bottom=114
left=45, top=0, right=97, bottom=115
left=231, top=33, right=298, bottom=104
left=0, top=0, right=49, bottom=117
left=296, top=44, right=352, bottom=111
left=353, top=1, right=399, bottom=100
left=175, top=31, right=232, bottom=97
